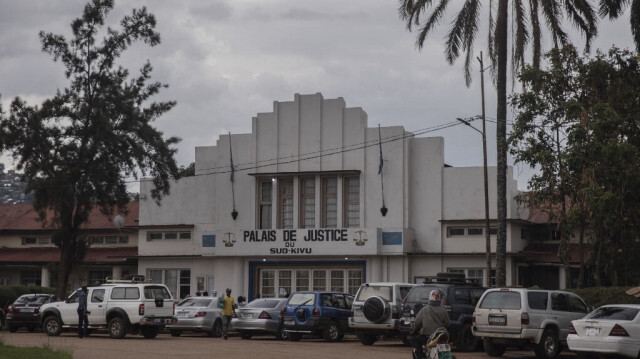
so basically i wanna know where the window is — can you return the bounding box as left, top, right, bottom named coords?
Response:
left=259, top=180, right=273, bottom=229
left=296, top=269, right=310, bottom=291
left=279, top=179, right=294, bottom=229
left=89, top=236, right=129, bottom=245
left=567, top=294, right=588, bottom=313
left=344, top=177, right=360, bottom=228
left=313, top=270, right=326, bottom=291
left=147, top=231, right=191, bottom=241
left=322, top=177, right=338, bottom=228
left=278, top=270, right=292, bottom=297
left=330, top=270, right=344, bottom=292
left=467, top=227, right=483, bottom=235
left=261, top=270, right=275, bottom=298
left=448, top=227, right=465, bottom=236
left=528, top=291, right=549, bottom=310
left=479, top=291, right=521, bottom=310
left=20, top=271, right=41, bottom=286
left=551, top=293, right=569, bottom=311
left=111, top=287, right=140, bottom=300
left=347, top=269, right=362, bottom=295
left=489, top=227, right=498, bottom=235
left=300, top=178, right=315, bottom=228
left=454, top=288, right=471, bottom=305
left=91, top=289, right=105, bottom=303
left=148, top=269, right=191, bottom=299
left=89, top=270, right=112, bottom=285
left=21, top=237, right=50, bottom=245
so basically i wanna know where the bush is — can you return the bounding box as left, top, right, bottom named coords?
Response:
left=567, top=287, right=640, bottom=308
left=0, top=285, right=56, bottom=310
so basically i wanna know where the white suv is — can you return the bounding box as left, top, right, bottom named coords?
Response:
left=348, top=282, right=414, bottom=345
left=40, top=279, right=177, bottom=339
left=472, top=288, right=589, bottom=358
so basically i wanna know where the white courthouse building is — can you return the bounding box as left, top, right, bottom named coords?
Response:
left=137, top=93, right=532, bottom=300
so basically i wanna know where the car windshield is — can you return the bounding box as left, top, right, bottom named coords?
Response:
left=587, top=307, right=640, bottom=321
left=356, top=286, right=392, bottom=301
left=288, top=293, right=316, bottom=306
left=405, top=286, right=440, bottom=302
left=15, top=295, right=50, bottom=305
left=479, top=291, right=521, bottom=310
left=245, top=299, right=282, bottom=309
left=143, top=286, right=172, bottom=300
left=178, top=298, right=212, bottom=307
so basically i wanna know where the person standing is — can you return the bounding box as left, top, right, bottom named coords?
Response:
left=413, top=289, right=450, bottom=359
left=220, top=288, right=237, bottom=339
left=77, top=286, right=89, bottom=338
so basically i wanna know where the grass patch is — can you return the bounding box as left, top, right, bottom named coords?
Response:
left=0, top=340, right=72, bottom=359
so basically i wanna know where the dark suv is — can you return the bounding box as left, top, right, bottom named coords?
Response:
left=399, top=274, right=486, bottom=352
left=281, top=291, right=354, bottom=342
left=7, top=294, right=59, bottom=332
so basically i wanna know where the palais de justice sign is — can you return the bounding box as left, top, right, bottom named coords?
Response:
left=212, top=228, right=378, bottom=256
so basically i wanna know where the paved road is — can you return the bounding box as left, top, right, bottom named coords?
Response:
left=0, top=331, right=578, bottom=359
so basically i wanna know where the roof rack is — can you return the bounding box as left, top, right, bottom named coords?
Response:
left=105, top=275, right=151, bottom=284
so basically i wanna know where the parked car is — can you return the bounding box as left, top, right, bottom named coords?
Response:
left=40, top=278, right=176, bottom=339
left=399, top=274, right=486, bottom=351
left=281, top=291, right=354, bottom=342
left=349, top=282, right=414, bottom=345
left=472, top=288, right=589, bottom=358
left=7, top=294, right=59, bottom=332
left=166, top=296, right=223, bottom=337
left=232, top=298, right=288, bottom=340
left=567, top=304, right=640, bottom=358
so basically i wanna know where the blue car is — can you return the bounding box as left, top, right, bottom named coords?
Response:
left=281, top=291, right=354, bottom=342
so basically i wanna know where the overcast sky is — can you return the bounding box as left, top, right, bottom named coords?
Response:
left=0, top=0, right=635, bottom=190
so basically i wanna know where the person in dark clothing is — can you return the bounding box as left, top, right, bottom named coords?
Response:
left=413, top=289, right=450, bottom=359
left=77, top=286, right=89, bottom=338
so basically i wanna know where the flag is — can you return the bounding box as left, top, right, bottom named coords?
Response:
left=229, top=132, right=235, bottom=183
left=378, top=124, right=383, bottom=175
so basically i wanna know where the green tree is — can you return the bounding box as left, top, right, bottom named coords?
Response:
left=176, top=162, right=195, bottom=178
left=398, top=0, right=599, bottom=286
left=510, top=46, right=640, bottom=287
left=0, top=0, right=179, bottom=298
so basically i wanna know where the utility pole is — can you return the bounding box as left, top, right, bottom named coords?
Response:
left=478, top=52, right=491, bottom=287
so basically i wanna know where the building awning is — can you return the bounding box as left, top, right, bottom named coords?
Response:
left=0, top=247, right=138, bottom=264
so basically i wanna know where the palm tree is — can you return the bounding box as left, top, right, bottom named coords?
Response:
left=398, top=0, right=599, bottom=286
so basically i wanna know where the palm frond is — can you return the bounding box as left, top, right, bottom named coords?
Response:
left=513, top=0, right=529, bottom=74
left=563, top=0, right=598, bottom=52
left=631, top=0, right=640, bottom=51
left=445, top=0, right=479, bottom=64
left=540, top=0, right=569, bottom=47
left=416, top=0, right=452, bottom=49
left=598, top=0, right=630, bottom=19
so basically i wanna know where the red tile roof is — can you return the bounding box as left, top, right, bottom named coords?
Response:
left=0, top=247, right=138, bottom=263
left=0, top=201, right=139, bottom=231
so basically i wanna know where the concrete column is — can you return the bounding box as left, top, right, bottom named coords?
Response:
left=41, top=267, right=51, bottom=288
left=112, top=266, right=122, bottom=280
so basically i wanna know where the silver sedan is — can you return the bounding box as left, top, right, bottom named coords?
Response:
left=166, top=297, right=223, bottom=337
left=232, top=298, right=288, bottom=340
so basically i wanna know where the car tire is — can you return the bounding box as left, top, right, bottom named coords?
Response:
left=108, top=317, right=127, bottom=339
left=8, top=324, right=18, bottom=333
left=456, top=323, right=480, bottom=352
left=211, top=319, right=222, bottom=338
left=323, top=321, right=341, bottom=342
left=357, top=332, right=378, bottom=345
left=535, top=328, right=559, bottom=359
left=362, top=296, right=390, bottom=323
left=43, top=316, right=62, bottom=337
left=170, top=330, right=181, bottom=337
left=141, top=326, right=159, bottom=339
left=240, top=332, right=252, bottom=339
left=276, top=327, right=288, bottom=340
left=288, top=332, right=302, bottom=341
left=483, top=338, right=506, bottom=357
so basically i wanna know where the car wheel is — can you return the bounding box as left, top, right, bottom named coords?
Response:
left=323, top=321, right=341, bottom=342
left=141, top=326, right=159, bottom=339
left=288, top=332, right=302, bottom=341
left=170, top=330, right=181, bottom=337
left=276, top=327, right=288, bottom=340
left=211, top=319, right=222, bottom=338
left=535, top=328, right=559, bottom=359
left=240, top=332, right=252, bottom=339
left=108, top=317, right=127, bottom=339
left=43, top=316, right=62, bottom=337
left=483, top=338, right=506, bottom=357
left=357, top=332, right=378, bottom=345
left=456, top=323, right=480, bottom=352
left=362, top=296, right=390, bottom=323
left=8, top=324, right=18, bottom=333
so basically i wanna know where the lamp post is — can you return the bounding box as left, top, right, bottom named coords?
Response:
left=457, top=116, right=491, bottom=287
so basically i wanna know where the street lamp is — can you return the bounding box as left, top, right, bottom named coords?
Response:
left=457, top=116, right=491, bottom=287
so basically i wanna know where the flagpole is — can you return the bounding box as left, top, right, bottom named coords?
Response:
left=229, top=132, right=238, bottom=220
left=378, top=124, right=387, bottom=216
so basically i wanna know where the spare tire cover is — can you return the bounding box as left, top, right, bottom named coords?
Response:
left=362, top=296, right=390, bottom=323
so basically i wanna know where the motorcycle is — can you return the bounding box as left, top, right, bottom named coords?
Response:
left=411, top=327, right=453, bottom=359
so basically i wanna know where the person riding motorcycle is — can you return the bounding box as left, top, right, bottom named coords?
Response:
left=413, top=289, right=450, bottom=359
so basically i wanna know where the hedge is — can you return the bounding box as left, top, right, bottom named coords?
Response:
left=567, top=286, right=640, bottom=308
left=0, top=285, right=56, bottom=310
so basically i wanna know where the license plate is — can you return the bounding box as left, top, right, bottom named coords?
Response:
left=153, top=318, right=168, bottom=324
left=240, top=313, right=253, bottom=319
left=20, top=308, right=34, bottom=313
left=488, top=316, right=506, bottom=325
left=585, top=327, right=600, bottom=336
left=284, top=320, right=294, bottom=326
left=177, top=312, right=188, bottom=317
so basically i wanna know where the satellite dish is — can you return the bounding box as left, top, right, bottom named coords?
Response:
left=113, top=214, right=125, bottom=229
